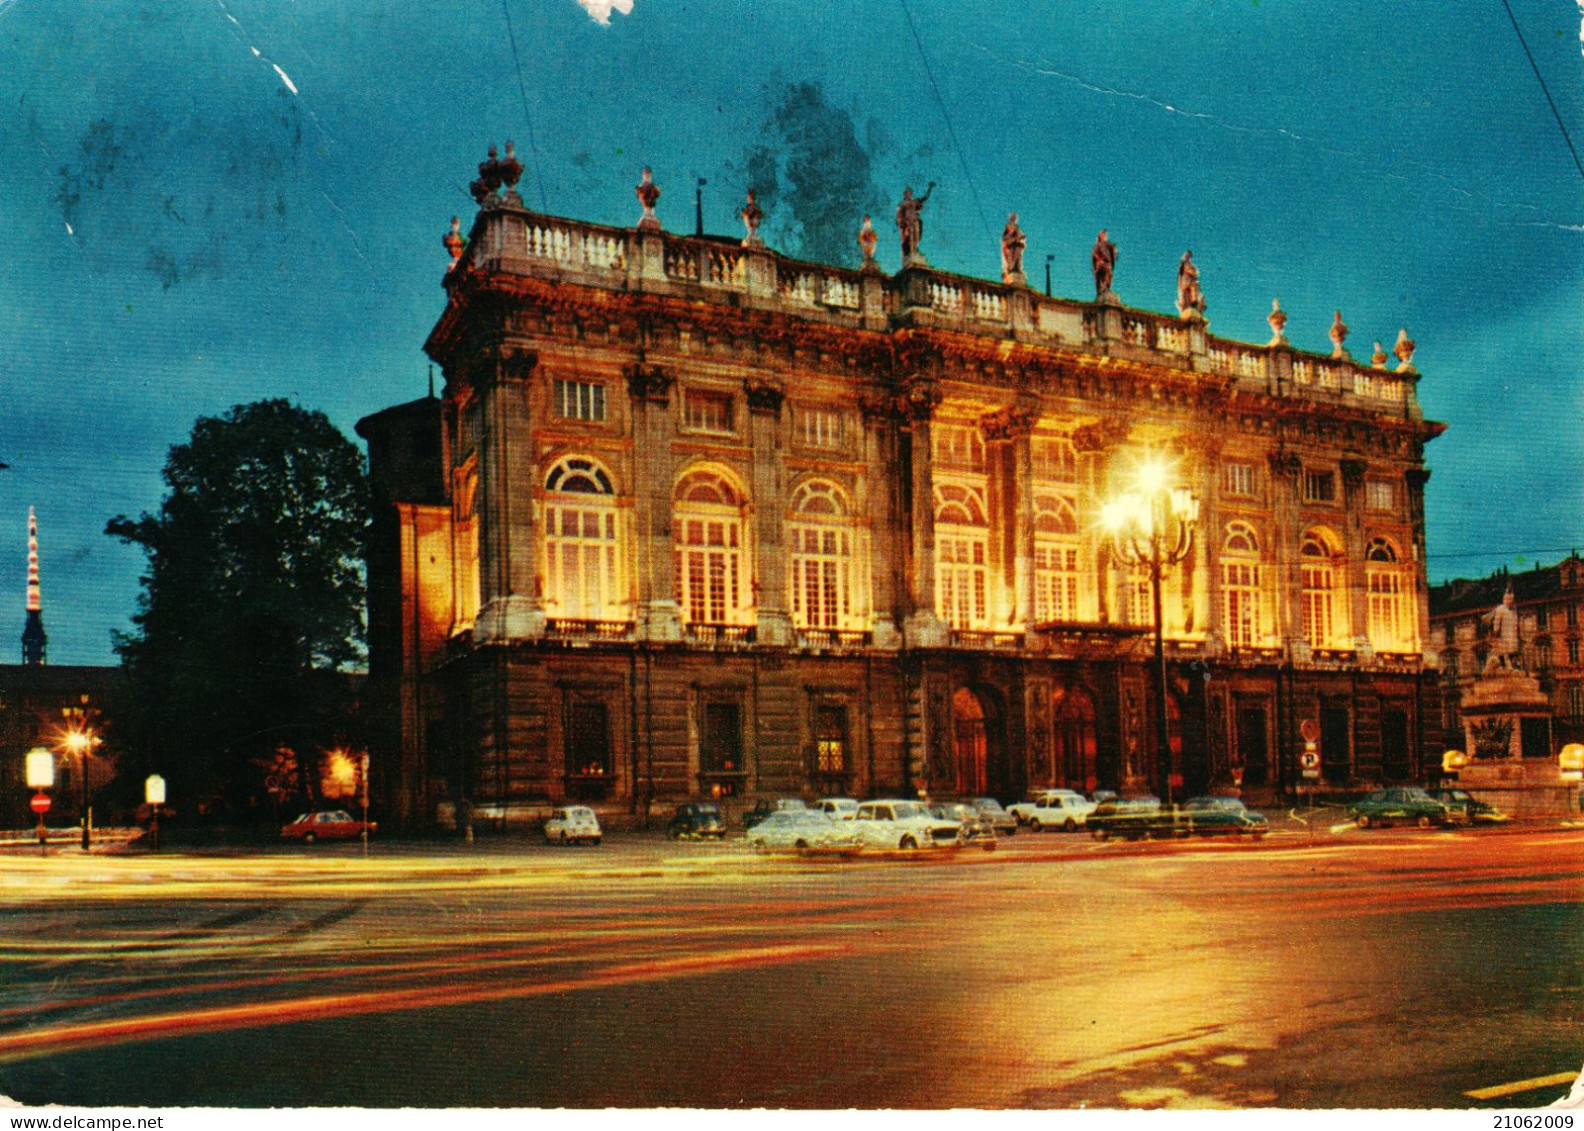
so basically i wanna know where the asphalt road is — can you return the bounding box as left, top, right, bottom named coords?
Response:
left=1, top=820, right=1580, bottom=1109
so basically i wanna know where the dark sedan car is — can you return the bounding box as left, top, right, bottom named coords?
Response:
left=1429, top=787, right=1510, bottom=825
left=667, top=802, right=727, bottom=839
left=1177, top=796, right=1269, bottom=837
left=1087, top=797, right=1171, bottom=841
left=1349, top=787, right=1456, bottom=829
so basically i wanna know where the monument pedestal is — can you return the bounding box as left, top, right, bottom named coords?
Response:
left=1456, top=669, right=1578, bottom=817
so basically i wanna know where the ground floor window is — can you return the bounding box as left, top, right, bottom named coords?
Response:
left=1236, top=705, right=1269, bottom=786
left=812, top=703, right=850, bottom=792
left=564, top=700, right=613, bottom=801
left=699, top=700, right=745, bottom=796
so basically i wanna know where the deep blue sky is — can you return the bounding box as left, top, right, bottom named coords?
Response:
left=2, top=0, right=1581, bottom=665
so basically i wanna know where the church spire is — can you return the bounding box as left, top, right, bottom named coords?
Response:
left=21, top=506, right=46, bottom=665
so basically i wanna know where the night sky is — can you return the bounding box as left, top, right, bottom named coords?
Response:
left=2, top=0, right=1581, bottom=665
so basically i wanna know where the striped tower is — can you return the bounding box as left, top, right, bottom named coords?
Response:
left=21, top=506, right=46, bottom=665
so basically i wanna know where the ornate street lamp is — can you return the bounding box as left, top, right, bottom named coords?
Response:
left=145, top=774, right=166, bottom=850
left=1102, top=457, right=1200, bottom=805
left=24, top=747, right=54, bottom=854
left=61, top=719, right=99, bottom=851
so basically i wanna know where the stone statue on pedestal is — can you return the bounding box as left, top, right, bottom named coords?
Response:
left=896, top=183, right=934, bottom=264
left=1483, top=586, right=1521, bottom=672
left=1001, top=212, right=1027, bottom=284
left=1176, top=250, right=1205, bottom=320
left=1091, top=229, right=1117, bottom=302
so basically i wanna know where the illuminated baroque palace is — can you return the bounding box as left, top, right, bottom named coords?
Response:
left=358, top=153, right=1447, bottom=828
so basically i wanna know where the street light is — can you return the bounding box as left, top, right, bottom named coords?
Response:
left=61, top=716, right=99, bottom=851
left=145, top=774, right=166, bottom=850
left=24, top=747, right=53, bottom=854
left=1102, top=456, right=1199, bottom=805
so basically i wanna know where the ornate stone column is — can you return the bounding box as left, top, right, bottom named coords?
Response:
left=1340, top=457, right=1371, bottom=658
left=860, top=394, right=903, bottom=649
left=1267, top=450, right=1306, bottom=662
left=472, top=347, right=545, bottom=643
left=746, top=379, right=792, bottom=646
left=1072, top=418, right=1130, bottom=623
left=1406, top=465, right=1432, bottom=658
left=1186, top=432, right=1224, bottom=652
left=627, top=361, right=683, bottom=641
left=899, top=380, right=947, bottom=647
left=980, top=406, right=1036, bottom=632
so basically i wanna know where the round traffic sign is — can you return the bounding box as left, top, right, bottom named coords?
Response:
left=29, top=792, right=51, bottom=814
left=1299, top=751, right=1320, bottom=770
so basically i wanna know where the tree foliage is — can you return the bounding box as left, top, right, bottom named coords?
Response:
left=105, top=399, right=370, bottom=814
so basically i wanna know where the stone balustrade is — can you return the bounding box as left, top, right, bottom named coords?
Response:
left=458, top=203, right=1423, bottom=418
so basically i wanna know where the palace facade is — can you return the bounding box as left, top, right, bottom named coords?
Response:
left=358, top=160, right=1446, bottom=829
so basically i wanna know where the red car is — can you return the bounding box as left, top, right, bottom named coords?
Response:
left=281, top=809, right=376, bottom=843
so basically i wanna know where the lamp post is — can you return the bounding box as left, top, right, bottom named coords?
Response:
left=695, top=177, right=706, bottom=237
left=1044, top=254, right=1053, bottom=297
left=145, top=774, right=166, bottom=850
left=62, top=724, right=97, bottom=851
left=1102, top=458, right=1199, bottom=805
left=25, top=747, right=53, bottom=854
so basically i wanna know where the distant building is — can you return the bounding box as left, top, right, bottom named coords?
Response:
left=1429, top=555, right=1584, bottom=752
left=359, top=158, right=1447, bottom=829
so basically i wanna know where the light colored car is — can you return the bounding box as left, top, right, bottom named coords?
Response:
left=968, top=797, right=1017, bottom=837
left=812, top=797, right=860, bottom=820
left=747, top=810, right=862, bottom=856
left=544, top=805, right=602, bottom=845
left=853, top=799, right=963, bottom=851
left=1009, top=790, right=1096, bottom=831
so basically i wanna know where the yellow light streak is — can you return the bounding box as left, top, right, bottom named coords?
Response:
left=1464, top=1071, right=1579, bottom=1100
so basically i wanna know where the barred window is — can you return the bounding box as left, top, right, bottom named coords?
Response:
left=1365, top=478, right=1396, bottom=512
left=1303, top=470, right=1336, bottom=503
left=683, top=390, right=734, bottom=433
left=553, top=379, right=606, bottom=422
left=798, top=407, right=846, bottom=450
left=1222, top=462, right=1256, bottom=498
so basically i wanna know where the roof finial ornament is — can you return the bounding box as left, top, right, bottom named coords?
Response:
left=1267, top=297, right=1289, bottom=346
left=1091, top=229, right=1118, bottom=304
left=1176, top=250, right=1206, bottom=322
left=1329, top=310, right=1350, bottom=359
left=443, top=216, right=466, bottom=270
left=740, top=189, right=764, bottom=248
left=1370, top=341, right=1388, bottom=369
left=1001, top=213, right=1027, bottom=286
left=1393, top=328, right=1417, bottom=373
left=858, top=215, right=879, bottom=271
left=470, top=145, right=503, bottom=207
left=635, top=167, right=662, bottom=231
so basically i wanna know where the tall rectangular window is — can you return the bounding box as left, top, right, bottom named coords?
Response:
left=1368, top=569, right=1405, bottom=651
left=937, top=534, right=988, bottom=630
left=553, top=379, right=606, bottom=422
left=1303, top=470, right=1336, bottom=503
left=1223, top=562, right=1262, bottom=647
left=1302, top=564, right=1335, bottom=649
left=1222, top=462, right=1255, bottom=498
left=1034, top=544, right=1079, bottom=623
left=701, top=702, right=743, bottom=776
left=683, top=390, right=734, bottom=433
left=1365, top=478, right=1396, bottom=511
left=814, top=704, right=848, bottom=778
left=798, top=407, right=846, bottom=449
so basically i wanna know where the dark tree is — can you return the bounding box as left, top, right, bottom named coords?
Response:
left=105, top=400, right=370, bottom=818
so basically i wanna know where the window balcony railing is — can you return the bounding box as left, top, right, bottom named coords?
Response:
left=949, top=629, right=1024, bottom=651
left=796, top=629, right=873, bottom=651
left=546, top=618, right=635, bottom=641
left=685, top=623, right=756, bottom=647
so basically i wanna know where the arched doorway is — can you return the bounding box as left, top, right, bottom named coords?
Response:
left=1053, top=685, right=1098, bottom=792
left=952, top=688, right=989, bottom=796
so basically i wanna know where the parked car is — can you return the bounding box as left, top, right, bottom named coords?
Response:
left=1348, top=788, right=1456, bottom=829
left=1177, top=796, right=1268, bottom=837
left=1087, top=797, right=1171, bottom=841
left=968, top=797, right=1018, bottom=837
left=666, top=802, right=727, bottom=839
left=929, top=803, right=997, bottom=849
left=1429, top=787, right=1510, bottom=825
left=812, top=797, right=860, bottom=820
left=281, top=810, right=376, bottom=843
left=544, top=805, right=602, bottom=845
left=1010, top=789, right=1095, bottom=832
left=1089, top=790, right=1119, bottom=804
left=853, top=799, right=963, bottom=851
left=742, top=797, right=810, bottom=829
left=746, top=810, right=862, bottom=856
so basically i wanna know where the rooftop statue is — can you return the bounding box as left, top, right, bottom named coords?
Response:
left=1329, top=310, right=1350, bottom=359
left=1001, top=212, right=1027, bottom=284
left=1091, top=229, right=1117, bottom=302
left=896, top=183, right=935, bottom=264
left=1176, top=250, right=1205, bottom=320
left=635, top=167, right=661, bottom=231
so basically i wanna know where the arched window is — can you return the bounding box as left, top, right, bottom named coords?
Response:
left=1300, top=529, right=1343, bottom=650
left=1222, top=521, right=1264, bottom=648
left=788, top=480, right=861, bottom=630
left=1366, top=536, right=1409, bottom=652
left=1033, top=494, right=1080, bottom=623
left=543, top=456, right=623, bottom=621
left=935, top=483, right=988, bottom=630
left=675, top=467, right=752, bottom=626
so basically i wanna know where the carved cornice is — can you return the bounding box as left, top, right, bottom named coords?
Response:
left=624, top=362, right=672, bottom=404
left=744, top=379, right=785, bottom=415
left=979, top=406, right=1037, bottom=443
left=1070, top=418, right=1129, bottom=454
left=897, top=380, right=943, bottom=423
left=858, top=392, right=898, bottom=426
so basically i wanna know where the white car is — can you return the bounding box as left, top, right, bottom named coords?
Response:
left=812, top=797, right=860, bottom=820
left=853, top=799, right=962, bottom=851
left=1010, top=790, right=1096, bottom=832
left=747, top=810, right=863, bottom=856
left=543, top=805, right=602, bottom=845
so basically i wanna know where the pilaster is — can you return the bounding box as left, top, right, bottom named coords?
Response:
left=746, top=379, right=792, bottom=645
left=900, top=381, right=947, bottom=647
left=627, top=361, right=683, bottom=641
left=473, top=348, right=544, bottom=643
